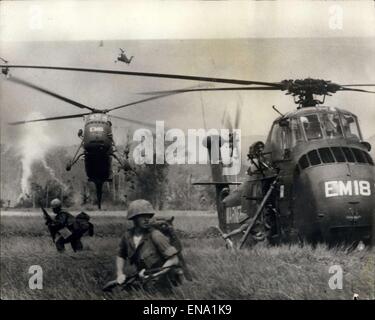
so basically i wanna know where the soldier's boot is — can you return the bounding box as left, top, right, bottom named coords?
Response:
left=71, top=238, right=83, bottom=252
left=55, top=237, right=66, bottom=252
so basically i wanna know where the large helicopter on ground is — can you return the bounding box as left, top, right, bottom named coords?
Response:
left=150, top=79, right=375, bottom=247
left=1, top=64, right=374, bottom=246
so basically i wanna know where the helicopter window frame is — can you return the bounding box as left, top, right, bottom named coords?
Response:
left=298, top=154, right=310, bottom=170
left=290, top=117, right=304, bottom=146
left=269, top=122, right=292, bottom=161
left=331, top=147, right=346, bottom=163
left=340, top=112, right=362, bottom=141
left=280, top=126, right=292, bottom=159
left=341, top=147, right=355, bottom=163
left=299, top=113, right=324, bottom=141
left=307, top=149, right=321, bottom=166
left=351, top=148, right=366, bottom=164
left=318, top=147, right=335, bottom=164
left=320, top=112, right=344, bottom=139
left=363, top=151, right=374, bottom=166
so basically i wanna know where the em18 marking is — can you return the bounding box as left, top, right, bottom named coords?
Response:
left=325, top=180, right=372, bottom=198
left=89, top=127, right=104, bottom=132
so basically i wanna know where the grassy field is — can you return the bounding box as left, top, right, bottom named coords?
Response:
left=1, top=210, right=374, bottom=300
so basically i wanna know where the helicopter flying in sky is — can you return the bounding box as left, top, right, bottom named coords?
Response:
left=115, top=48, right=134, bottom=65
left=1, top=63, right=374, bottom=246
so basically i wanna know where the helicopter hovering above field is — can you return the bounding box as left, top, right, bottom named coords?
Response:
left=1, top=64, right=374, bottom=246
left=0, top=67, right=175, bottom=209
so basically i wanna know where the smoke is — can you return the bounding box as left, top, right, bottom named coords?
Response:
left=17, top=112, right=67, bottom=196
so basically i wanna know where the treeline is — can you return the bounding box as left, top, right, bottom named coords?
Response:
left=1, top=145, right=216, bottom=210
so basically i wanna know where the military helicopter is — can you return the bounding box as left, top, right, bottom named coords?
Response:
left=1, top=68, right=176, bottom=209
left=166, top=79, right=375, bottom=247
left=147, top=79, right=375, bottom=247
left=1, top=64, right=374, bottom=246
left=115, top=48, right=134, bottom=65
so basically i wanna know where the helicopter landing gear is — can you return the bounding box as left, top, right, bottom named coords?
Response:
left=66, top=141, right=84, bottom=171
left=111, top=152, right=137, bottom=175
left=65, top=153, right=84, bottom=171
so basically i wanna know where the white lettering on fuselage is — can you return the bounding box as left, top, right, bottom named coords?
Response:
left=89, top=127, right=104, bottom=132
left=325, top=180, right=372, bottom=198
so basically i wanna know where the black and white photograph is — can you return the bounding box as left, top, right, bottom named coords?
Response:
left=0, top=0, right=374, bottom=303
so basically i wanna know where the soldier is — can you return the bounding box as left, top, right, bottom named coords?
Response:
left=222, top=142, right=270, bottom=243
left=48, top=198, right=84, bottom=252
left=116, top=199, right=182, bottom=293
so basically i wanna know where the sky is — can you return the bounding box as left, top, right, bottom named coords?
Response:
left=1, top=1, right=374, bottom=148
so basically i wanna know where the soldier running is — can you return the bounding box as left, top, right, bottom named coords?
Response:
left=48, top=198, right=92, bottom=252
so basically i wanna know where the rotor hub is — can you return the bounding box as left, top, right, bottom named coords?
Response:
left=280, top=78, right=342, bottom=108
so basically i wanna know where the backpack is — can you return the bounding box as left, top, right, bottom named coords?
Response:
left=149, top=216, right=192, bottom=281
left=150, top=216, right=182, bottom=251
left=73, top=212, right=94, bottom=236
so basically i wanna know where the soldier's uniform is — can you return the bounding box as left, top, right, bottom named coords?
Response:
left=48, top=199, right=84, bottom=253
left=117, top=199, right=183, bottom=293
left=118, top=227, right=182, bottom=292
left=50, top=210, right=84, bottom=252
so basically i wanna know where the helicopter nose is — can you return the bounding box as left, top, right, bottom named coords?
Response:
left=293, top=158, right=375, bottom=244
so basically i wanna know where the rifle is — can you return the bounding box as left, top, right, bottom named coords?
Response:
left=215, top=226, right=235, bottom=251
left=238, top=176, right=279, bottom=249
left=102, top=266, right=175, bottom=292
left=39, top=202, right=56, bottom=241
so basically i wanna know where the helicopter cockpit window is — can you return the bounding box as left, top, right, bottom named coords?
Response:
left=301, top=115, right=323, bottom=140
left=290, top=118, right=303, bottom=145
left=270, top=122, right=292, bottom=160
left=341, top=114, right=361, bottom=140
left=321, top=113, right=343, bottom=138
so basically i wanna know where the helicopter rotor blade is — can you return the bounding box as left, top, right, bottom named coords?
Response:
left=340, top=84, right=375, bottom=87
left=106, top=92, right=182, bottom=113
left=0, top=65, right=283, bottom=87
left=8, top=113, right=90, bottom=125
left=339, top=88, right=375, bottom=94
left=139, top=86, right=280, bottom=95
left=5, top=76, right=97, bottom=112
left=110, top=115, right=156, bottom=128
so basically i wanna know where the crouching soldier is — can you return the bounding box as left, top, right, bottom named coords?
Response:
left=116, top=199, right=183, bottom=294
left=48, top=198, right=92, bottom=252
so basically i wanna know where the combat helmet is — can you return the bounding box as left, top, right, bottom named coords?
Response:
left=127, top=199, right=155, bottom=220
left=50, top=198, right=62, bottom=209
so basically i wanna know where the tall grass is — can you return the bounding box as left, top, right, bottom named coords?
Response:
left=1, top=214, right=374, bottom=300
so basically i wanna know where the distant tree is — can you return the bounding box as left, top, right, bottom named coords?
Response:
left=133, top=154, right=169, bottom=210
left=30, top=182, right=44, bottom=206
left=0, top=199, right=4, bottom=208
